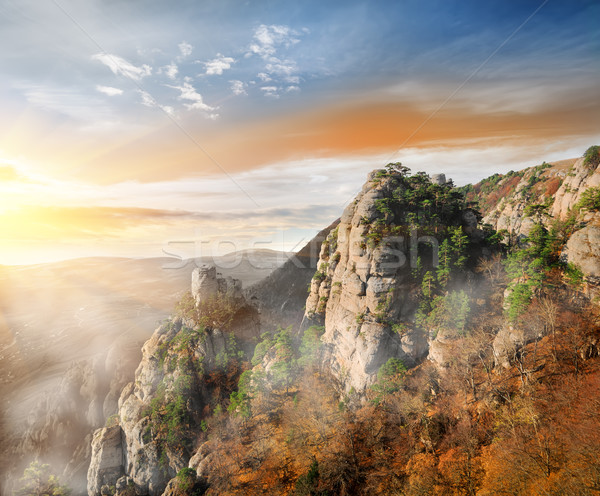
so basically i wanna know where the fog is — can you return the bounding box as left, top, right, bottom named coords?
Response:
left=0, top=252, right=285, bottom=494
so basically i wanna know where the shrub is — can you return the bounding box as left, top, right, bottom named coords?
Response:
left=371, top=358, right=407, bottom=404
left=576, top=186, right=600, bottom=212
left=583, top=145, right=600, bottom=169
left=176, top=468, right=197, bottom=492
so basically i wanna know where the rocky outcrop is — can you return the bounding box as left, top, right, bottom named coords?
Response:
left=87, top=267, right=259, bottom=496
left=303, top=169, right=482, bottom=394
left=87, top=318, right=227, bottom=496
left=551, top=158, right=600, bottom=220
left=481, top=157, right=600, bottom=241
left=192, top=266, right=243, bottom=304
left=562, top=223, right=600, bottom=284
left=87, top=426, right=124, bottom=496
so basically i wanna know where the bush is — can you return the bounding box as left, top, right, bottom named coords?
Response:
left=576, top=186, right=600, bottom=212
left=15, top=461, right=71, bottom=496
left=583, top=145, right=600, bottom=169
left=371, top=358, right=407, bottom=404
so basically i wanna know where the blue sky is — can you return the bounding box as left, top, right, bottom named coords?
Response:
left=0, top=0, right=598, bottom=263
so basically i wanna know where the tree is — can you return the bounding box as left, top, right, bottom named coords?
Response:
left=576, top=186, right=600, bottom=212
left=449, top=226, right=469, bottom=270
left=371, top=358, right=407, bottom=404
left=228, top=370, right=253, bottom=418
left=15, top=461, right=70, bottom=496
left=437, top=239, right=452, bottom=288
left=583, top=145, right=600, bottom=168
left=299, top=325, right=325, bottom=370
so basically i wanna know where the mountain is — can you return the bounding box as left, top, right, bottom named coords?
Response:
left=84, top=149, right=600, bottom=496
left=9, top=147, right=600, bottom=496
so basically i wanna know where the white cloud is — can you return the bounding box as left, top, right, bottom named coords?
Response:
left=248, top=24, right=299, bottom=60
left=138, top=90, right=174, bottom=116
left=260, top=86, right=279, bottom=98
left=159, top=63, right=179, bottom=80
left=286, top=85, right=300, bottom=93
left=96, top=85, right=123, bottom=96
left=178, top=41, right=193, bottom=59
left=257, top=72, right=272, bottom=82
left=265, top=59, right=296, bottom=76
left=204, top=54, right=235, bottom=75
left=167, top=82, right=218, bottom=116
left=92, top=53, right=152, bottom=81
left=230, top=80, right=247, bottom=96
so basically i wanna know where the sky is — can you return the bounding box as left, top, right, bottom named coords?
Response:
left=0, top=0, right=599, bottom=265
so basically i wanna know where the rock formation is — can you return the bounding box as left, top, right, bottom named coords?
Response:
left=87, top=269, right=257, bottom=496
left=303, top=169, right=484, bottom=393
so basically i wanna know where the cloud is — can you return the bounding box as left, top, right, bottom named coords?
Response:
left=167, top=82, right=218, bottom=116
left=96, top=85, right=123, bottom=96
left=178, top=41, right=193, bottom=59
left=245, top=26, right=305, bottom=96
left=260, top=86, right=280, bottom=98
left=247, top=24, right=299, bottom=60
left=0, top=164, right=22, bottom=182
left=265, top=59, right=296, bottom=76
left=159, top=63, right=178, bottom=80
left=204, top=54, right=235, bottom=75
left=138, top=90, right=174, bottom=116
left=230, top=80, right=247, bottom=96
left=20, top=84, right=113, bottom=121
left=92, top=53, right=152, bottom=81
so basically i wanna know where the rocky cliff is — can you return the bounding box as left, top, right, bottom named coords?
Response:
left=85, top=149, right=600, bottom=496
left=465, top=149, right=600, bottom=284
left=303, top=166, right=488, bottom=394
left=87, top=267, right=255, bottom=496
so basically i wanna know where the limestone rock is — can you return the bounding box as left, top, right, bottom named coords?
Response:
left=431, top=173, right=446, bottom=185
left=87, top=426, right=124, bottom=496
left=562, top=224, right=600, bottom=282
left=303, top=170, right=479, bottom=394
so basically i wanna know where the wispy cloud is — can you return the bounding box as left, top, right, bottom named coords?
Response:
left=167, top=82, right=218, bottom=117
left=178, top=41, right=193, bottom=59
left=92, top=53, right=152, bottom=81
left=230, top=80, right=247, bottom=96
left=139, top=90, right=174, bottom=115
left=260, top=86, right=280, bottom=98
left=159, top=63, right=179, bottom=80
left=204, top=54, right=235, bottom=75
left=0, top=164, right=22, bottom=182
left=245, top=24, right=305, bottom=97
left=247, top=24, right=300, bottom=60
left=96, top=85, right=123, bottom=96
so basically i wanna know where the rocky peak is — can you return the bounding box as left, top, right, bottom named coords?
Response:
left=303, top=167, right=483, bottom=394
left=191, top=265, right=243, bottom=304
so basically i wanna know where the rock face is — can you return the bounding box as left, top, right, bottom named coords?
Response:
left=563, top=224, right=600, bottom=283
left=551, top=158, right=600, bottom=220
left=478, top=156, right=600, bottom=284
left=87, top=426, right=124, bottom=496
left=482, top=157, right=600, bottom=241
left=88, top=269, right=259, bottom=496
left=303, top=170, right=480, bottom=394
left=87, top=318, right=227, bottom=496
left=192, top=265, right=243, bottom=304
